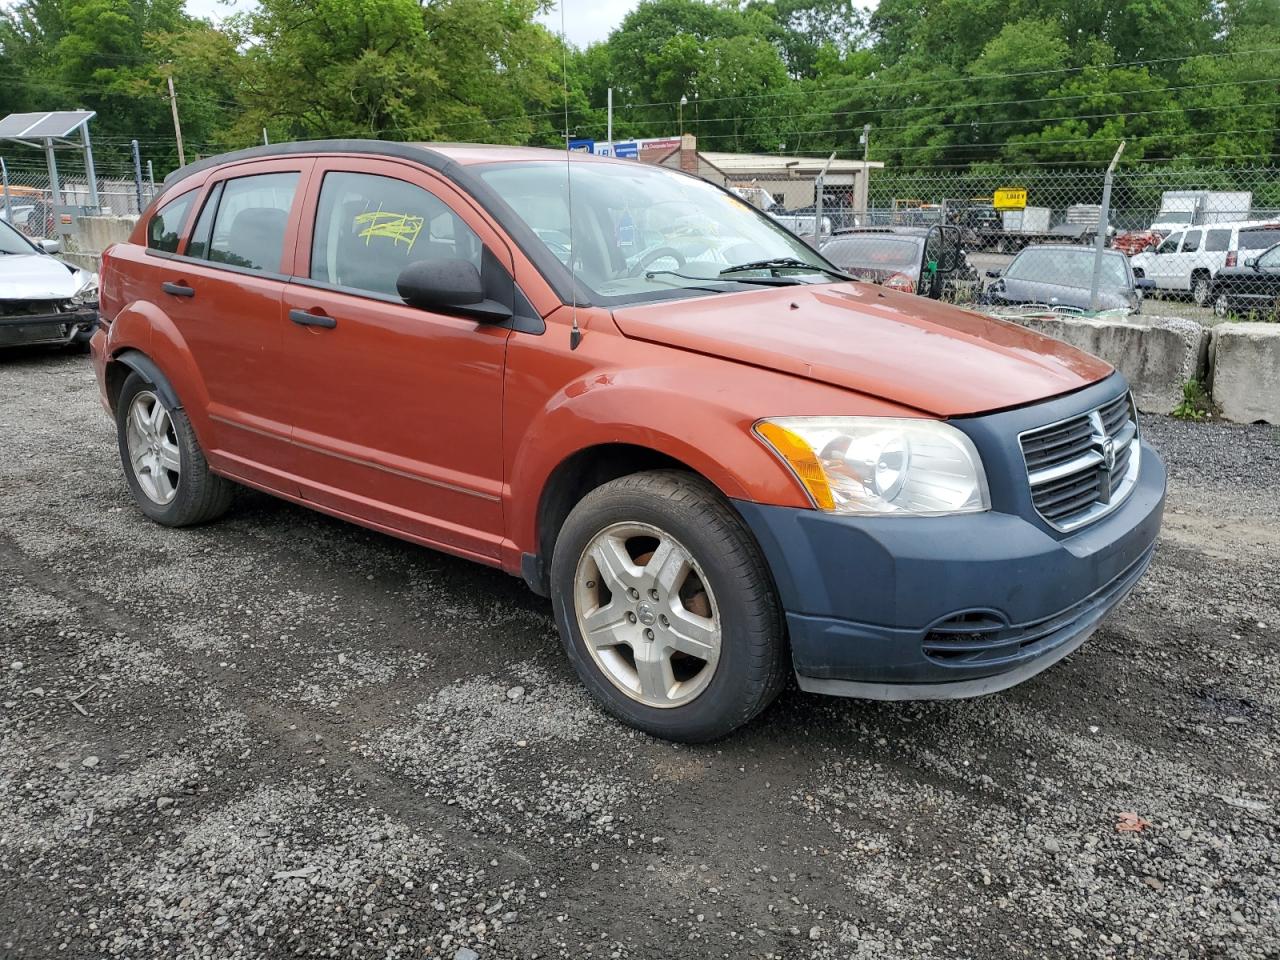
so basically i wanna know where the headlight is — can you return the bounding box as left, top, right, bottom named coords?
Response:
left=73, top=272, right=99, bottom=305
left=755, top=417, right=990, bottom=516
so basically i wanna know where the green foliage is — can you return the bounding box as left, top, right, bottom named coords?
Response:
left=1173, top=379, right=1213, bottom=420
left=0, top=0, right=1277, bottom=174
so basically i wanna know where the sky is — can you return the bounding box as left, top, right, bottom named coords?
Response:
left=180, top=0, right=641, bottom=49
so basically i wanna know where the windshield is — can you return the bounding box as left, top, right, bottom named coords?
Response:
left=1157, top=210, right=1194, bottom=224
left=475, top=161, right=837, bottom=304
left=1006, top=247, right=1129, bottom=288
left=0, top=218, right=35, bottom=255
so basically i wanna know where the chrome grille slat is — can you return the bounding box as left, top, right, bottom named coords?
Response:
left=1019, top=391, right=1141, bottom=532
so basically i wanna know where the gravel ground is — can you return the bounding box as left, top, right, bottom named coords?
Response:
left=2, top=351, right=1278, bottom=960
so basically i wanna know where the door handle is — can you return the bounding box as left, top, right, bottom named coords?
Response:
left=289, top=308, right=337, bottom=329
left=162, top=281, right=195, bottom=298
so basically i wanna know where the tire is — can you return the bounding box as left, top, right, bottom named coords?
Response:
left=549, top=470, right=788, bottom=742
left=1213, top=292, right=1229, bottom=318
left=68, top=326, right=94, bottom=353
left=1192, top=272, right=1212, bottom=307
left=115, top=370, right=234, bottom=527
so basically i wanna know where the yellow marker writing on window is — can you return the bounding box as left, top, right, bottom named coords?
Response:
left=354, top=210, right=424, bottom=253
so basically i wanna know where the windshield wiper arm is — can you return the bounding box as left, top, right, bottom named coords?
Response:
left=719, top=257, right=851, bottom=281
left=646, top=268, right=802, bottom=287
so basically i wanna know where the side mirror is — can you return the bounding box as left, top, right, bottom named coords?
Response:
left=1245, top=257, right=1258, bottom=270
left=1135, top=277, right=1156, bottom=290
left=39, top=238, right=61, bottom=254
left=985, top=269, right=1002, bottom=279
left=396, top=259, right=511, bottom=322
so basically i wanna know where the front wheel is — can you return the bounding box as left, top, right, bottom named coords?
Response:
left=116, top=371, right=234, bottom=527
left=550, top=471, right=788, bottom=742
left=1213, top=292, right=1230, bottom=318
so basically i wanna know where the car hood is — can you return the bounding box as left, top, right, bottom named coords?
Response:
left=0, top=252, right=86, bottom=300
left=610, top=282, right=1113, bottom=417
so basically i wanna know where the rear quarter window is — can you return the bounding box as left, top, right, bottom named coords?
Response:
left=146, top=191, right=196, bottom=253
left=1239, top=228, right=1280, bottom=251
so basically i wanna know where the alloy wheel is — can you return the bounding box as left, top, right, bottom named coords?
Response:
left=573, top=522, right=721, bottom=709
left=125, top=390, right=181, bottom=504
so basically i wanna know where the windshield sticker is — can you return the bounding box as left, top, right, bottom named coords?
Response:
left=354, top=209, right=424, bottom=252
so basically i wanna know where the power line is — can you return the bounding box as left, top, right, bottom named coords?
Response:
left=612, top=46, right=1280, bottom=110
left=612, top=76, right=1280, bottom=131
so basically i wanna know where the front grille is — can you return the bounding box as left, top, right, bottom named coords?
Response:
left=0, top=299, right=66, bottom=317
left=1019, top=392, right=1140, bottom=532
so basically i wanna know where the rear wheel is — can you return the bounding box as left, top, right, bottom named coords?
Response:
left=116, top=371, right=234, bottom=527
left=550, top=471, right=788, bottom=742
left=1192, top=272, right=1212, bottom=307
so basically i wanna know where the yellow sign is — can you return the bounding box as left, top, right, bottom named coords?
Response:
left=993, top=187, right=1027, bottom=210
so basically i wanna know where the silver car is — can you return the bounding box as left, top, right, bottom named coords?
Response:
left=984, top=244, right=1151, bottom=313
left=0, top=218, right=98, bottom=350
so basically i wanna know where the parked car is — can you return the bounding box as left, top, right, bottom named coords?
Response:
left=0, top=216, right=98, bottom=351
left=983, top=244, right=1150, bottom=313
left=0, top=203, right=36, bottom=230
left=1129, top=220, right=1280, bottom=306
left=821, top=226, right=977, bottom=299
left=1211, top=241, right=1280, bottom=318
left=92, top=141, right=1165, bottom=741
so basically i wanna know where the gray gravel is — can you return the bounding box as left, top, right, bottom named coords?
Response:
left=2, top=351, right=1278, bottom=959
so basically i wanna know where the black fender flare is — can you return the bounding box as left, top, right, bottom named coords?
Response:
left=116, top=350, right=183, bottom=411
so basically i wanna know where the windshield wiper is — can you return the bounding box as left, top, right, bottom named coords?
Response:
left=646, top=268, right=802, bottom=287
left=719, top=257, right=851, bottom=281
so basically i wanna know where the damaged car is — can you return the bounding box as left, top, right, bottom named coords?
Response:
left=0, top=217, right=98, bottom=351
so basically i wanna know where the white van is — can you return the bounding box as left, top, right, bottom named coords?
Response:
left=1130, top=220, right=1280, bottom=305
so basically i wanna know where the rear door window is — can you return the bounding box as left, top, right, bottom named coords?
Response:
left=1205, top=229, right=1230, bottom=252
left=190, top=172, right=300, bottom=273
left=310, top=171, right=483, bottom=297
left=146, top=190, right=195, bottom=253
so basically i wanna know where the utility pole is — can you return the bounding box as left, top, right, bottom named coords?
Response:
left=167, top=73, right=186, bottom=168
left=606, top=88, right=613, bottom=155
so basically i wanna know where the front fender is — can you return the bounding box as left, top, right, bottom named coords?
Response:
left=503, top=362, right=817, bottom=564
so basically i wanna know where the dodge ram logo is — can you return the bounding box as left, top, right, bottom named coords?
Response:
left=1100, top=436, right=1117, bottom=473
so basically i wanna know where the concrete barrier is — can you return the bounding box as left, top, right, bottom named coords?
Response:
left=991, top=312, right=1209, bottom=415
left=68, top=214, right=138, bottom=266
left=1210, top=322, right=1280, bottom=424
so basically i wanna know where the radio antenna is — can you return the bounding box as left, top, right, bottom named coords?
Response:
left=560, top=0, right=581, bottom=350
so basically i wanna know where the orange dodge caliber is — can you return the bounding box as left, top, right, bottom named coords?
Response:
left=92, top=141, right=1166, bottom=741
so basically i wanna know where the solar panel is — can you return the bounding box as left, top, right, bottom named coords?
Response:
left=0, top=111, right=96, bottom=139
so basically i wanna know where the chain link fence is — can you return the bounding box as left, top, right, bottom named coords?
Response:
left=0, top=157, right=160, bottom=240
left=726, top=164, right=1280, bottom=323
left=5, top=139, right=1279, bottom=323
